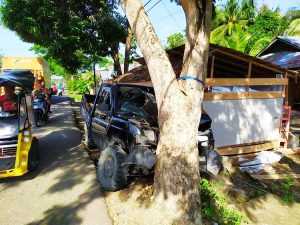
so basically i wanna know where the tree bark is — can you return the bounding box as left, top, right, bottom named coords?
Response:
left=111, top=45, right=122, bottom=76
left=124, top=26, right=133, bottom=73
left=121, top=1, right=212, bottom=224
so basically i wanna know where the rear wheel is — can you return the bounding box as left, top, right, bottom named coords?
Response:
left=44, top=110, right=49, bottom=121
left=28, top=138, right=40, bottom=172
left=97, top=145, right=128, bottom=191
left=34, top=110, right=43, bottom=127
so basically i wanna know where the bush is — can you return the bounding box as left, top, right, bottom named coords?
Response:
left=67, top=77, right=88, bottom=94
left=201, top=178, right=247, bottom=225
left=67, top=79, right=76, bottom=93
left=74, top=77, right=88, bottom=94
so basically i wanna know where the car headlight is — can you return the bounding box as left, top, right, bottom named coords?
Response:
left=143, top=130, right=156, bottom=142
left=23, top=130, right=30, bottom=136
left=24, top=137, right=30, bottom=143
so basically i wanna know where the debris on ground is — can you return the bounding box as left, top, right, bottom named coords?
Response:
left=239, top=151, right=283, bottom=174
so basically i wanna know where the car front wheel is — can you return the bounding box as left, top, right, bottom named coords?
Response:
left=97, top=145, right=128, bottom=191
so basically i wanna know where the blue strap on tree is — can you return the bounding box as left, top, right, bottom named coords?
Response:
left=177, top=76, right=206, bottom=87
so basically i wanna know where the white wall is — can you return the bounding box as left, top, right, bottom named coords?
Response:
left=203, top=98, right=283, bottom=147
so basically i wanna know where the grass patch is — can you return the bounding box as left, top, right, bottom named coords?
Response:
left=282, top=177, right=295, bottom=204
left=68, top=92, right=82, bottom=102
left=201, top=178, right=247, bottom=225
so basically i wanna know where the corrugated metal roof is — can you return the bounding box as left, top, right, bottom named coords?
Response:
left=278, top=36, right=300, bottom=50
left=135, top=43, right=298, bottom=77
left=260, top=52, right=300, bottom=69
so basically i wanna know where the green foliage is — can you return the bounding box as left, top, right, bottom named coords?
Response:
left=0, top=0, right=126, bottom=74
left=67, top=77, right=88, bottom=94
left=285, top=19, right=300, bottom=36
left=74, top=77, right=89, bottom=94
left=201, top=178, right=247, bottom=225
left=212, top=0, right=250, bottom=36
left=82, top=71, right=101, bottom=90
left=211, top=1, right=299, bottom=55
left=67, top=72, right=99, bottom=95
left=165, top=32, right=186, bottom=50
left=281, top=177, right=295, bottom=204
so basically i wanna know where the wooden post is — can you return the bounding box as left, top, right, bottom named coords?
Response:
left=209, top=55, right=215, bottom=92
left=210, top=55, right=215, bottom=78
left=247, top=62, right=252, bottom=92
left=285, top=72, right=288, bottom=106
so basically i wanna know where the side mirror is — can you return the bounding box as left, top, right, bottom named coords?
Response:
left=98, top=103, right=110, bottom=112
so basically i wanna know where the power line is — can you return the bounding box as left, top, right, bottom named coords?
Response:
left=146, top=0, right=162, bottom=13
left=157, top=10, right=182, bottom=20
left=161, top=0, right=181, bottom=30
left=144, top=0, right=152, bottom=7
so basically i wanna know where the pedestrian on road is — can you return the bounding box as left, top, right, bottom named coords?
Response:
left=41, top=81, right=52, bottom=113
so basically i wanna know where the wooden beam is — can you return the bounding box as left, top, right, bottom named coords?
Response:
left=285, top=77, right=289, bottom=106
left=216, top=141, right=280, bottom=156
left=250, top=174, right=300, bottom=180
left=247, top=62, right=252, bottom=91
left=214, top=48, right=295, bottom=78
left=206, top=78, right=288, bottom=86
left=210, top=55, right=215, bottom=78
left=204, top=91, right=285, bottom=100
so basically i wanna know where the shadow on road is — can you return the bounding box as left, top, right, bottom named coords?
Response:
left=0, top=97, right=83, bottom=188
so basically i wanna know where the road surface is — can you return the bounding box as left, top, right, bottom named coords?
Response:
left=0, top=96, right=112, bottom=225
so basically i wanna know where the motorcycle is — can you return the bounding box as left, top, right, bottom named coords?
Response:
left=33, top=98, right=48, bottom=127
left=57, top=87, right=64, bottom=96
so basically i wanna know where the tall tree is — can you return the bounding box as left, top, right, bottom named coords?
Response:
left=121, top=0, right=212, bottom=224
left=212, top=0, right=248, bottom=36
left=0, top=0, right=127, bottom=75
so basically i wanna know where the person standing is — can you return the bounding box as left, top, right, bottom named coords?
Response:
left=40, top=80, right=52, bottom=113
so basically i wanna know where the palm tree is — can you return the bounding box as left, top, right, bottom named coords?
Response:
left=248, top=37, right=273, bottom=55
left=285, top=18, right=300, bottom=36
left=211, top=0, right=256, bottom=45
left=212, top=0, right=246, bottom=36
left=241, top=0, right=256, bottom=23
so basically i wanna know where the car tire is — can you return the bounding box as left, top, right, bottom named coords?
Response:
left=83, top=124, right=96, bottom=149
left=34, top=110, right=43, bottom=127
left=44, top=111, right=49, bottom=121
left=28, top=137, right=40, bottom=172
left=97, top=145, right=128, bottom=191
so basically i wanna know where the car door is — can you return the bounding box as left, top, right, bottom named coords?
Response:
left=91, top=87, right=112, bottom=150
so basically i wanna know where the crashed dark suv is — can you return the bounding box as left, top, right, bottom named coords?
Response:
left=81, top=83, right=221, bottom=191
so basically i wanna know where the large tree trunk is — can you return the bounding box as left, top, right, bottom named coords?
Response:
left=124, top=25, right=133, bottom=73
left=111, top=45, right=122, bottom=76
left=121, top=0, right=212, bottom=224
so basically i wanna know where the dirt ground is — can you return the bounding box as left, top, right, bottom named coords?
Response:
left=102, top=152, right=300, bottom=225
left=0, top=97, right=112, bottom=225
left=71, top=98, right=300, bottom=225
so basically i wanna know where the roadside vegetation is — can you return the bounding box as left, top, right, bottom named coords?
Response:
left=1, top=0, right=300, bottom=224
left=166, top=0, right=300, bottom=55
left=201, top=178, right=247, bottom=225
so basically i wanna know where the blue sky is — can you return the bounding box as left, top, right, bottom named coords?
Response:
left=0, top=0, right=299, bottom=57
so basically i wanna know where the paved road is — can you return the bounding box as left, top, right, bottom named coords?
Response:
left=0, top=97, right=112, bottom=225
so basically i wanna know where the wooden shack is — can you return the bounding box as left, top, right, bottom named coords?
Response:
left=113, top=44, right=298, bottom=156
